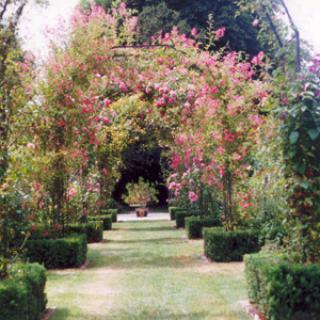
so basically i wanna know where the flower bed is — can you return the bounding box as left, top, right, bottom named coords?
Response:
left=26, top=234, right=87, bottom=269
left=203, top=228, right=261, bottom=262
left=245, top=252, right=320, bottom=320
left=0, top=263, right=47, bottom=320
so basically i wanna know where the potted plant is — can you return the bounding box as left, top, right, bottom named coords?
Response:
left=122, top=178, right=159, bottom=217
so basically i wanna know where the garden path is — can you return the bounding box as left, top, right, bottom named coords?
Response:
left=46, top=220, right=250, bottom=320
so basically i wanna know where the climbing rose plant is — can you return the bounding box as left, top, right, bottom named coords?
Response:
left=24, top=3, right=270, bottom=233
left=168, top=51, right=270, bottom=230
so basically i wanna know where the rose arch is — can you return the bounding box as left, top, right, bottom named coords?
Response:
left=23, top=3, right=269, bottom=233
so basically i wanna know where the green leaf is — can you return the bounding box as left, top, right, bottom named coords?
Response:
left=289, top=131, right=299, bottom=144
left=307, top=128, right=320, bottom=141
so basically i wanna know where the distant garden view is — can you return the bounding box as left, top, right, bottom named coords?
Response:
left=0, top=0, right=320, bottom=319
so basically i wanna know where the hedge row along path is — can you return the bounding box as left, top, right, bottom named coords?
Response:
left=46, top=220, right=251, bottom=320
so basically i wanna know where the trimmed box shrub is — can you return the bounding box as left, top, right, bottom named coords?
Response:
left=175, top=210, right=191, bottom=228
left=26, top=234, right=87, bottom=269
left=185, top=216, right=221, bottom=239
left=245, top=253, right=320, bottom=320
left=203, top=228, right=261, bottom=262
left=65, top=221, right=103, bottom=243
left=169, top=207, right=187, bottom=221
left=89, top=215, right=112, bottom=231
left=101, top=209, right=118, bottom=222
left=0, top=263, right=47, bottom=320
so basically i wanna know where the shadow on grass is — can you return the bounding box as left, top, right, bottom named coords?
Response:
left=88, top=249, right=200, bottom=270
left=103, top=237, right=182, bottom=245
left=118, top=226, right=175, bottom=232
left=100, top=308, right=209, bottom=320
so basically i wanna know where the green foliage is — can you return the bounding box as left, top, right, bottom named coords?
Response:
left=65, top=222, right=103, bottom=243
left=88, top=214, right=112, bottom=230
left=122, top=177, right=158, bottom=205
left=245, top=252, right=320, bottom=320
left=185, top=215, right=221, bottom=239
left=281, top=84, right=320, bottom=262
left=248, top=117, right=288, bottom=246
left=105, top=198, right=118, bottom=209
left=26, top=234, right=87, bottom=269
left=0, top=263, right=47, bottom=320
left=175, top=210, right=191, bottom=229
left=88, top=0, right=262, bottom=55
left=169, top=207, right=188, bottom=221
left=203, top=228, right=261, bottom=262
left=101, top=209, right=118, bottom=222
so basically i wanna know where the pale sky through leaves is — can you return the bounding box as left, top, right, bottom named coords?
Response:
left=19, top=0, right=320, bottom=58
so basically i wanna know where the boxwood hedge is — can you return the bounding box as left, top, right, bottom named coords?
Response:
left=185, top=216, right=221, bottom=239
left=0, top=263, right=47, bottom=320
left=175, top=210, right=191, bottom=228
left=88, top=215, right=112, bottom=231
left=25, top=234, right=87, bottom=269
left=245, top=253, right=320, bottom=320
left=101, top=209, right=118, bottom=222
left=169, top=207, right=187, bottom=221
left=203, top=228, right=261, bottom=262
left=65, top=221, right=103, bottom=243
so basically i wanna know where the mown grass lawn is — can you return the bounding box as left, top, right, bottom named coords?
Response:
left=47, top=220, right=250, bottom=320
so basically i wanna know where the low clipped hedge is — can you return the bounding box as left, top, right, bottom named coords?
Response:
left=203, top=228, right=261, bottom=262
left=26, top=234, right=87, bottom=269
left=169, top=207, right=186, bottom=221
left=245, top=253, right=320, bottom=320
left=0, top=263, right=47, bottom=320
left=185, top=216, right=221, bottom=239
left=65, top=221, right=103, bottom=243
left=175, top=210, right=191, bottom=228
left=88, top=215, right=112, bottom=231
left=101, top=209, right=118, bottom=223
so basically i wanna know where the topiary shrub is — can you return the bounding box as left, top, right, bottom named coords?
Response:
left=245, top=253, right=320, bottom=320
left=203, top=228, right=261, bottom=262
left=65, top=221, right=103, bottom=243
left=175, top=210, right=191, bottom=228
left=88, top=215, right=112, bottom=230
left=0, top=263, right=47, bottom=320
left=101, top=209, right=118, bottom=222
left=25, top=234, right=87, bottom=269
left=185, top=216, right=221, bottom=239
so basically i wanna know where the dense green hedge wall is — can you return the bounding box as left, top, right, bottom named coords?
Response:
left=65, top=222, right=103, bottom=243
left=185, top=216, right=221, bottom=239
left=175, top=210, right=191, bottom=228
left=101, top=209, right=118, bottom=222
left=245, top=253, right=320, bottom=320
left=0, top=263, right=47, bottom=320
left=88, top=215, right=112, bottom=231
left=203, top=228, right=261, bottom=262
left=26, top=234, right=87, bottom=269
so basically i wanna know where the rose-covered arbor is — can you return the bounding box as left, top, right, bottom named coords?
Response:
left=15, top=3, right=270, bottom=233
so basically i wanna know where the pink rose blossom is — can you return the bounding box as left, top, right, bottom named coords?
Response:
left=188, top=191, right=199, bottom=203
left=214, top=27, right=226, bottom=40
